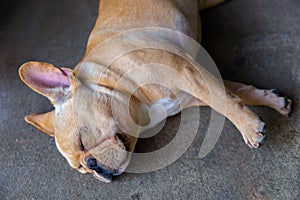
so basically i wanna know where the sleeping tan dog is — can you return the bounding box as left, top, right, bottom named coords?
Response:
left=19, top=0, right=292, bottom=182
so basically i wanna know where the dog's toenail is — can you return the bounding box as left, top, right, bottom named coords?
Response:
left=283, top=98, right=289, bottom=109
left=253, top=143, right=260, bottom=148
left=260, top=124, right=266, bottom=133
left=260, top=136, right=266, bottom=145
left=271, top=89, right=280, bottom=96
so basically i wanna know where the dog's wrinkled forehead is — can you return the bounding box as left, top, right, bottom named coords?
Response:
left=55, top=83, right=119, bottom=138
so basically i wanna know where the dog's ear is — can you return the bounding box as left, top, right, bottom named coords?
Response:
left=25, top=110, right=55, bottom=137
left=19, top=61, right=73, bottom=102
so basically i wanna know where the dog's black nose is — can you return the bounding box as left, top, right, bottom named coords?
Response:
left=86, top=158, right=98, bottom=170
left=95, top=164, right=113, bottom=175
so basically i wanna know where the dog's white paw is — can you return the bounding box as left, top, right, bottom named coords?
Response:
left=240, top=118, right=266, bottom=149
left=269, top=89, right=292, bottom=117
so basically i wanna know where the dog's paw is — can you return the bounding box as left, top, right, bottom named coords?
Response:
left=240, top=118, right=266, bottom=149
left=269, top=89, right=292, bottom=117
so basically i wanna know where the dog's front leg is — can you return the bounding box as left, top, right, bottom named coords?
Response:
left=179, top=66, right=266, bottom=148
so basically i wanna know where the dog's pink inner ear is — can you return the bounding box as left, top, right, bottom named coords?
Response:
left=19, top=61, right=73, bottom=100
left=30, top=68, right=70, bottom=88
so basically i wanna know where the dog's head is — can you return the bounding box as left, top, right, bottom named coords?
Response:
left=19, top=61, right=140, bottom=182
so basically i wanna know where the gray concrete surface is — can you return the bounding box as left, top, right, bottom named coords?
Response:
left=0, top=0, right=299, bottom=199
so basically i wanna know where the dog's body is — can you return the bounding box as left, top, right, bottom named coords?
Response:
left=19, top=0, right=292, bottom=182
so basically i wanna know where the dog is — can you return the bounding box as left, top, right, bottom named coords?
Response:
left=19, top=0, right=292, bottom=182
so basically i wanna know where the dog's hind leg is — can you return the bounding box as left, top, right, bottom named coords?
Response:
left=223, top=80, right=292, bottom=117
left=184, top=80, right=292, bottom=117
left=198, top=0, right=225, bottom=11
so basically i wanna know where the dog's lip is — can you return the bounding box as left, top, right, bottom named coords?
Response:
left=92, top=163, right=126, bottom=182
left=93, top=171, right=112, bottom=183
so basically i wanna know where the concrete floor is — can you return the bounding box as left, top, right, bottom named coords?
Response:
left=0, top=0, right=299, bottom=199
